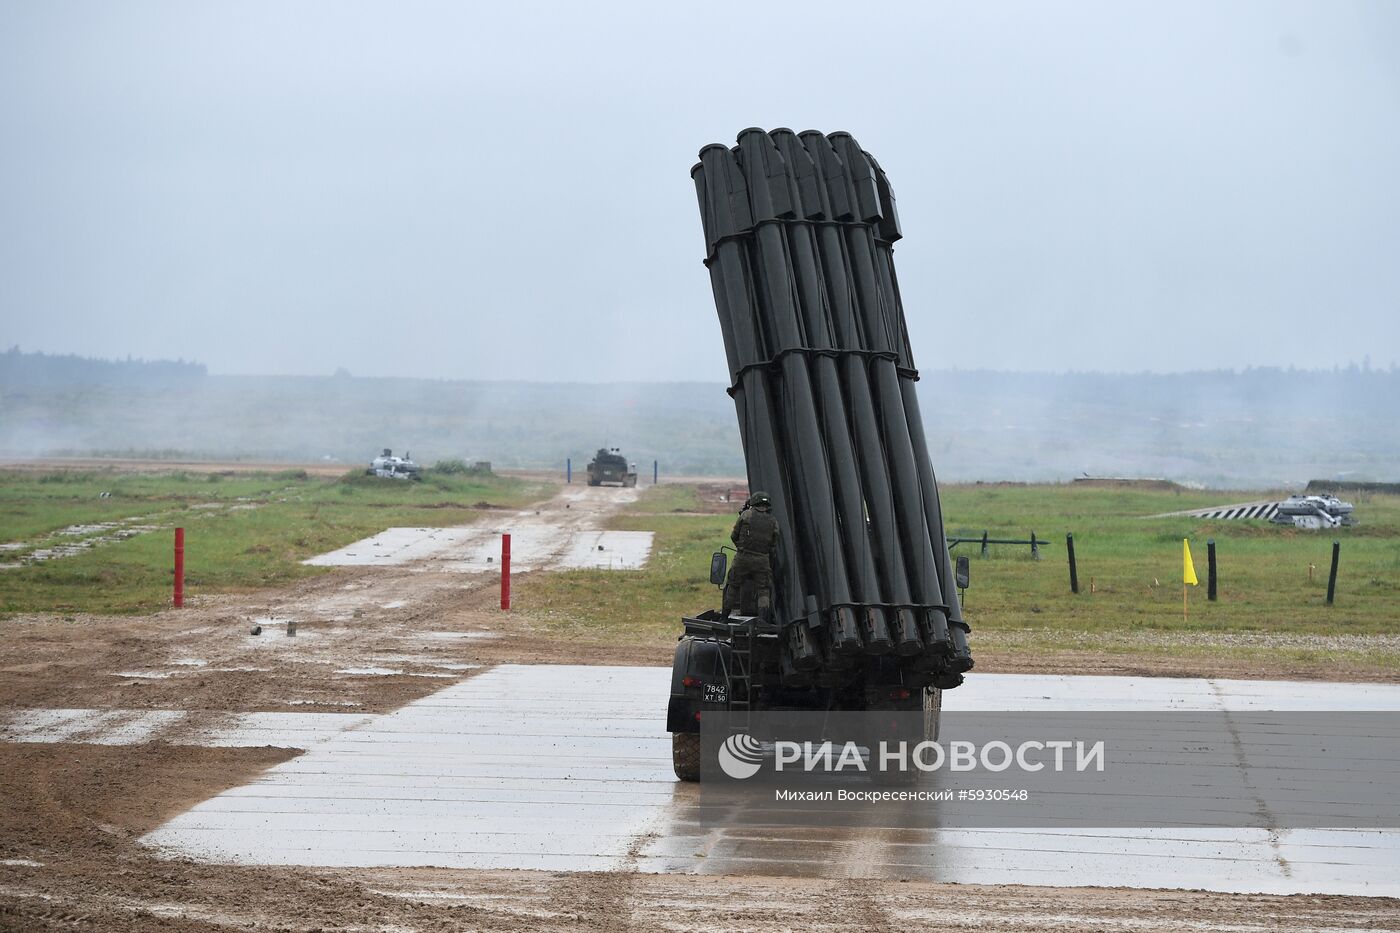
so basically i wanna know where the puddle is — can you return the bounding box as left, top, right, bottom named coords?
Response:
left=284, top=699, right=363, bottom=707
left=3, top=708, right=187, bottom=744
left=332, top=666, right=456, bottom=678
left=2, top=518, right=161, bottom=568
left=59, top=521, right=124, bottom=536
left=1, top=499, right=269, bottom=571
left=1, top=859, right=44, bottom=868
left=2, top=708, right=370, bottom=749
left=245, top=619, right=320, bottom=645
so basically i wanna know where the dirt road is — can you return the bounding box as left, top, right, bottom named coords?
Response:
left=1, top=484, right=657, bottom=714
left=3, top=484, right=1399, bottom=931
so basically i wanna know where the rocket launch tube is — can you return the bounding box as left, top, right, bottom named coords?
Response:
left=692, top=129, right=972, bottom=683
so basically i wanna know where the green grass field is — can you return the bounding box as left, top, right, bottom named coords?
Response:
left=516, top=483, right=1400, bottom=672
left=0, top=468, right=547, bottom=615
left=936, top=484, right=1400, bottom=634
left=4, top=469, right=1397, bottom=672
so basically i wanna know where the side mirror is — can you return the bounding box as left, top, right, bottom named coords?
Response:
left=709, top=551, right=728, bottom=586
left=955, top=555, right=970, bottom=590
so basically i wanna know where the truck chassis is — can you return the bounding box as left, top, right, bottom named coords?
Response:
left=667, top=610, right=940, bottom=782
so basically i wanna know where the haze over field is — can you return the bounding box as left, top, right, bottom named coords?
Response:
left=2, top=1, right=1398, bottom=385
left=4, top=350, right=1395, bottom=488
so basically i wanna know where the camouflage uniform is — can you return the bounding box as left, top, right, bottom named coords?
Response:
left=723, top=498, right=779, bottom=616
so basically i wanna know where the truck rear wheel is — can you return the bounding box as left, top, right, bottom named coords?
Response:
left=672, top=732, right=701, bottom=782
left=870, top=687, right=941, bottom=785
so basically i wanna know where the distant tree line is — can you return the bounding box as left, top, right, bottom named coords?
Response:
left=2, top=364, right=1396, bottom=485
left=0, top=347, right=207, bottom=388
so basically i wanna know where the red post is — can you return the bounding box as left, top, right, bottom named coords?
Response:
left=173, top=527, right=185, bottom=608
left=500, top=532, right=511, bottom=611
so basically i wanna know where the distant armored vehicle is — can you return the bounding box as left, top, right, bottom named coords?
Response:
left=1156, top=493, right=1359, bottom=529
left=1270, top=494, right=1356, bottom=530
left=587, top=447, right=637, bottom=487
left=366, top=448, right=422, bottom=481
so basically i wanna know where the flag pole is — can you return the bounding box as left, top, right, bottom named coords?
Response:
left=1182, top=537, right=1196, bottom=624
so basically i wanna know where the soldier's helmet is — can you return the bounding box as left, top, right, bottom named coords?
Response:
left=750, top=491, right=772, bottom=509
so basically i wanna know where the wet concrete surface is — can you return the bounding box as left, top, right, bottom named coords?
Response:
left=304, top=486, right=653, bottom=571
left=137, top=665, right=1400, bottom=896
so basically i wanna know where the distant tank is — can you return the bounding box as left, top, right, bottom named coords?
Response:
left=1270, top=494, right=1356, bottom=529
left=366, top=448, right=422, bottom=481
left=586, top=447, right=637, bottom=487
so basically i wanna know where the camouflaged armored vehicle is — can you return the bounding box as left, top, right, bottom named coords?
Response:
left=586, top=447, right=637, bottom=487
left=365, top=448, right=422, bottom=481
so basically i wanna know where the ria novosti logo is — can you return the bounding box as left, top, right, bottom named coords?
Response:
left=717, top=733, right=764, bottom=779
left=715, top=731, right=1106, bottom=779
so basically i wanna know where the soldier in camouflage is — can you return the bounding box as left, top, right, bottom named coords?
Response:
left=723, top=491, right=779, bottom=616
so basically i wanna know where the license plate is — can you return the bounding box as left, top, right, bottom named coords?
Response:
left=703, top=682, right=728, bottom=704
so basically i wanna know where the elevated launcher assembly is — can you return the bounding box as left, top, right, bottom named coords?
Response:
left=689, top=128, right=973, bottom=690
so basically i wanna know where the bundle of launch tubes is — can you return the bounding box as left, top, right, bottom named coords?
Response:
left=692, top=127, right=973, bottom=688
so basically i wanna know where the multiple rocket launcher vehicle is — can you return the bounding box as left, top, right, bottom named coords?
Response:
left=371, top=128, right=975, bottom=779
left=667, top=128, right=974, bottom=779
left=692, top=127, right=973, bottom=688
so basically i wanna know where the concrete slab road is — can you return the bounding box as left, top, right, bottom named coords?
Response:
left=303, top=485, right=653, bottom=572
left=140, top=665, right=1400, bottom=896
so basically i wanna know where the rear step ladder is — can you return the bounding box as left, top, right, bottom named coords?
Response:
left=727, top=620, right=754, bottom=732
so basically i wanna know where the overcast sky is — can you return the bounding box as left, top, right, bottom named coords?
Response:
left=2, top=1, right=1397, bottom=381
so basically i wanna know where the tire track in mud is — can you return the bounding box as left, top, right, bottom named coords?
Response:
left=544, top=827, right=660, bottom=931
left=1210, top=680, right=1294, bottom=880
left=828, top=827, right=902, bottom=933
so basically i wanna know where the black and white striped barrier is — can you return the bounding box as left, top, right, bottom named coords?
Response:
left=1185, top=501, right=1282, bottom=521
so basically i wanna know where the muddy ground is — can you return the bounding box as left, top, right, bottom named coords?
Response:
left=5, top=741, right=1399, bottom=933
left=2, top=561, right=1392, bottom=721
left=3, top=484, right=1399, bottom=931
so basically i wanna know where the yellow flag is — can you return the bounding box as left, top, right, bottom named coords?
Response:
left=1183, top=539, right=1199, bottom=586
